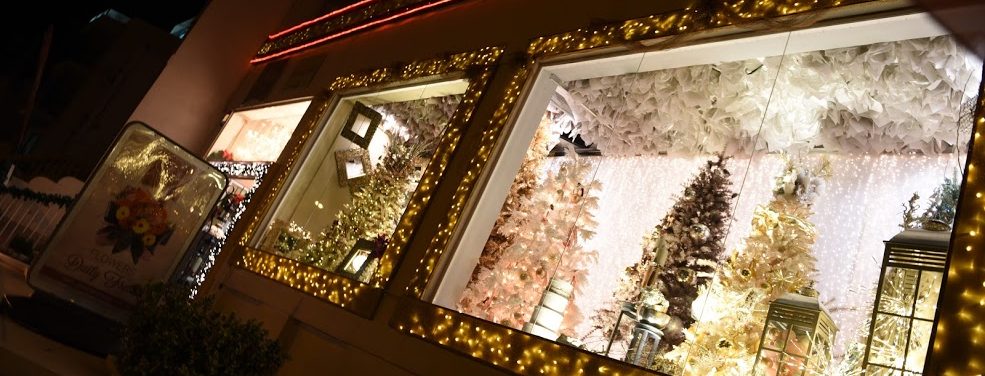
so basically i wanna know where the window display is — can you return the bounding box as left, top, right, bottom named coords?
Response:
left=434, top=13, right=981, bottom=374
left=255, top=80, right=468, bottom=283
left=176, top=100, right=310, bottom=293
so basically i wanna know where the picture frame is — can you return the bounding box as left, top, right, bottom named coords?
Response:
left=335, top=148, right=373, bottom=188
left=340, top=102, right=382, bottom=149
left=336, top=238, right=377, bottom=280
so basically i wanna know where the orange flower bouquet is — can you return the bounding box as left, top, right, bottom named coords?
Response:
left=98, top=186, right=174, bottom=264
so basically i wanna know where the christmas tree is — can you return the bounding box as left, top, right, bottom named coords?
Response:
left=466, top=118, right=553, bottom=284
left=600, top=154, right=735, bottom=351
left=666, top=157, right=830, bottom=375
left=902, top=171, right=961, bottom=231
left=294, top=132, right=430, bottom=277
left=458, top=151, right=600, bottom=332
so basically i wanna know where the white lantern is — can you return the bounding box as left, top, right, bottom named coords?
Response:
left=522, top=278, right=573, bottom=340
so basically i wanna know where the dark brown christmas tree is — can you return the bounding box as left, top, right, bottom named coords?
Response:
left=653, top=154, right=734, bottom=348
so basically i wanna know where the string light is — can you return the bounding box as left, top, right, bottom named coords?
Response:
left=390, top=299, right=653, bottom=375
left=266, top=0, right=376, bottom=39
left=186, top=162, right=270, bottom=297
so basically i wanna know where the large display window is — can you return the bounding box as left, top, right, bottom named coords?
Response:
left=430, top=12, right=981, bottom=375
left=225, top=48, right=503, bottom=316
left=255, top=80, right=468, bottom=283
left=176, top=100, right=311, bottom=293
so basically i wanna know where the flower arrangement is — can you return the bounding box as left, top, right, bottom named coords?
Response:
left=221, top=192, right=246, bottom=212
left=206, top=149, right=234, bottom=162
left=370, top=234, right=389, bottom=259
left=98, top=186, right=174, bottom=264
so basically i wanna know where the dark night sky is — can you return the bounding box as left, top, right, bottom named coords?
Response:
left=14, top=1, right=209, bottom=33
left=0, top=1, right=208, bottom=152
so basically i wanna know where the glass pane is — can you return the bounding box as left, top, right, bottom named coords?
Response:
left=866, top=365, right=901, bottom=376
left=905, top=320, right=933, bottom=371
left=778, top=354, right=805, bottom=376
left=208, top=100, right=311, bottom=163
left=256, top=80, right=469, bottom=283
left=810, top=334, right=832, bottom=369
left=879, top=267, right=918, bottom=316
left=868, top=313, right=911, bottom=368
left=764, top=321, right=789, bottom=350
left=757, top=350, right=783, bottom=376
left=785, top=326, right=812, bottom=356
left=914, top=271, right=943, bottom=320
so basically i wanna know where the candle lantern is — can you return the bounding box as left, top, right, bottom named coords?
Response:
left=861, top=229, right=949, bottom=375
left=336, top=238, right=377, bottom=279
left=523, top=278, right=573, bottom=340
left=753, top=289, right=837, bottom=376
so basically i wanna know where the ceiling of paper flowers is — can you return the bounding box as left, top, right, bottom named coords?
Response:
left=559, top=36, right=982, bottom=157
left=373, top=94, right=463, bottom=143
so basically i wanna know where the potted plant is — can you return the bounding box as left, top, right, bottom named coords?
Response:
left=110, top=283, right=286, bottom=376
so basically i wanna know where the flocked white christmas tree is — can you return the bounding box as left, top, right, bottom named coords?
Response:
left=458, top=151, right=601, bottom=335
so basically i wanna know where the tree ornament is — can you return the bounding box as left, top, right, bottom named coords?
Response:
left=675, top=268, right=696, bottom=284
left=689, top=223, right=711, bottom=242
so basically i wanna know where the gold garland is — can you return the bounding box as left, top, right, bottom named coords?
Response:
left=390, top=297, right=656, bottom=375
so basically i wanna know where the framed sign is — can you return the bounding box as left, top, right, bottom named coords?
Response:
left=28, top=122, right=228, bottom=321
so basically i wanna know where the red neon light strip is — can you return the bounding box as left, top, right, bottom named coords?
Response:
left=267, top=0, right=377, bottom=39
left=252, top=0, right=457, bottom=63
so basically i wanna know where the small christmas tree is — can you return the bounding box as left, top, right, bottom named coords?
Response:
left=458, top=152, right=600, bottom=333
left=902, top=171, right=961, bottom=231
left=650, top=154, right=736, bottom=349
left=294, top=132, right=430, bottom=276
left=666, top=156, right=831, bottom=374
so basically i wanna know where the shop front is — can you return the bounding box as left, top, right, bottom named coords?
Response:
left=201, top=1, right=985, bottom=375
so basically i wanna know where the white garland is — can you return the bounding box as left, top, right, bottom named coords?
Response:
left=563, top=36, right=981, bottom=157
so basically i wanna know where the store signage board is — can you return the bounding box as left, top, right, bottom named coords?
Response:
left=28, top=122, right=228, bottom=321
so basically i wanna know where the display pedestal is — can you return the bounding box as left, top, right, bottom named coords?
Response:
left=1, top=291, right=121, bottom=357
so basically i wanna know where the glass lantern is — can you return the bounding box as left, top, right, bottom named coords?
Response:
left=753, top=290, right=838, bottom=376
left=862, top=229, right=949, bottom=375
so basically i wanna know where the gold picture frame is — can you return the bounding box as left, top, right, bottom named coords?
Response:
left=334, top=148, right=373, bottom=189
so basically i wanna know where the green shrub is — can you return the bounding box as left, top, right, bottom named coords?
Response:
left=116, top=283, right=286, bottom=376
